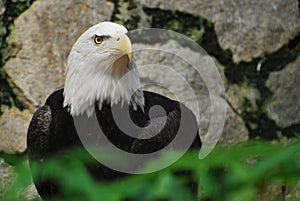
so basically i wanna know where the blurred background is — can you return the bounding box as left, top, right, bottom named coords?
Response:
left=0, top=0, right=299, bottom=200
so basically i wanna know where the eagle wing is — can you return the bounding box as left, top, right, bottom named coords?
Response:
left=27, top=105, right=52, bottom=161
left=27, top=105, right=60, bottom=196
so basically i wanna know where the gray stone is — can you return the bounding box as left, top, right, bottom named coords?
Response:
left=219, top=104, right=249, bottom=144
left=0, top=159, right=40, bottom=201
left=19, top=179, right=40, bottom=201
left=0, top=106, right=32, bottom=153
left=4, top=0, right=114, bottom=112
left=0, top=158, right=14, bottom=199
left=133, top=40, right=248, bottom=144
left=134, top=41, right=211, bottom=121
left=226, top=82, right=260, bottom=115
left=138, top=0, right=300, bottom=62
left=265, top=55, right=300, bottom=128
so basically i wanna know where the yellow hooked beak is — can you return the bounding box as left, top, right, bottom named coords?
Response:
left=112, top=32, right=132, bottom=63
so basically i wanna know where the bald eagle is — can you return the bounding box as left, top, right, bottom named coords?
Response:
left=27, top=22, right=201, bottom=199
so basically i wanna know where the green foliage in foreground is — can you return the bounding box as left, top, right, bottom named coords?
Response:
left=2, top=140, right=300, bottom=201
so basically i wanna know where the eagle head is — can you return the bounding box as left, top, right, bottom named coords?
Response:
left=63, top=22, right=144, bottom=117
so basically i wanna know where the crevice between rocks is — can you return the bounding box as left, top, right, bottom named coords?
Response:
left=225, top=97, right=240, bottom=118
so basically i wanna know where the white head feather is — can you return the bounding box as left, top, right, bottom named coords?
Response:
left=63, top=22, right=144, bottom=117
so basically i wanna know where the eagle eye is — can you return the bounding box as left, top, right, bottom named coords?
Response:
left=93, top=35, right=104, bottom=45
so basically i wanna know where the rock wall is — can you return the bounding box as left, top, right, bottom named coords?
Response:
left=138, top=0, right=300, bottom=62
left=266, top=55, right=300, bottom=128
left=0, top=0, right=299, bottom=153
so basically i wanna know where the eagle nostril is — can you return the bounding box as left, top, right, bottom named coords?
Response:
left=116, top=37, right=120, bottom=41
